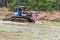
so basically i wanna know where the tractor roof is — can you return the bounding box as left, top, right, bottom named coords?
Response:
left=15, top=6, right=26, bottom=9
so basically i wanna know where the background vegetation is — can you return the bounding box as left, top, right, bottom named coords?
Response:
left=8, top=0, right=57, bottom=11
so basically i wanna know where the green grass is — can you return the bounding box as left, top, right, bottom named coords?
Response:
left=52, top=19, right=60, bottom=22
left=38, top=20, right=60, bottom=23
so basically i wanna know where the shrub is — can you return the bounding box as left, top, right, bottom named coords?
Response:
left=8, top=0, right=19, bottom=11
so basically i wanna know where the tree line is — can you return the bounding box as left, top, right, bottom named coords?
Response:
left=8, top=0, right=58, bottom=11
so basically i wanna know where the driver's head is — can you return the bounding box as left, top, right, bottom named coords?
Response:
left=19, top=9, right=22, bottom=11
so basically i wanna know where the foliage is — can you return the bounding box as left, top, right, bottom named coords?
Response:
left=8, top=0, right=57, bottom=11
left=21, top=0, right=57, bottom=11
left=8, top=0, right=19, bottom=11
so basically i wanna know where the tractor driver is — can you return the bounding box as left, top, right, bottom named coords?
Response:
left=14, top=8, right=27, bottom=17
left=14, top=8, right=22, bottom=17
left=21, top=9, right=27, bottom=17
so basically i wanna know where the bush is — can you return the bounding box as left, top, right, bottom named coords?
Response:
left=8, top=0, right=57, bottom=11
left=8, top=0, right=19, bottom=11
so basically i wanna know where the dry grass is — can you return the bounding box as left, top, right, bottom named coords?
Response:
left=0, top=20, right=60, bottom=40
left=39, top=11, right=60, bottom=21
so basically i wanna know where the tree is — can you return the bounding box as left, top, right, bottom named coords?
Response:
left=22, top=0, right=57, bottom=11
left=8, top=0, right=19, bottom=10
left=8, top=0, right=57, bottom=11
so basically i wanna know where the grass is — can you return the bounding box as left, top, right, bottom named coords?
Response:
left=0, top=29, right=42, bottom=40
left=0, top=30, right=7, bottom=32
left=0, top=20, right=60, bottom=40
left=52, top=19, right=60, bottom=22
left=38, top=20, right=60, bottom=23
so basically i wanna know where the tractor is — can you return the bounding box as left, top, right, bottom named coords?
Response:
left=3, top=6, right=35, bottom=23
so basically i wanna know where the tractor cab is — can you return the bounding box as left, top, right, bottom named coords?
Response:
left=14, top=6, right=26, bottom=17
